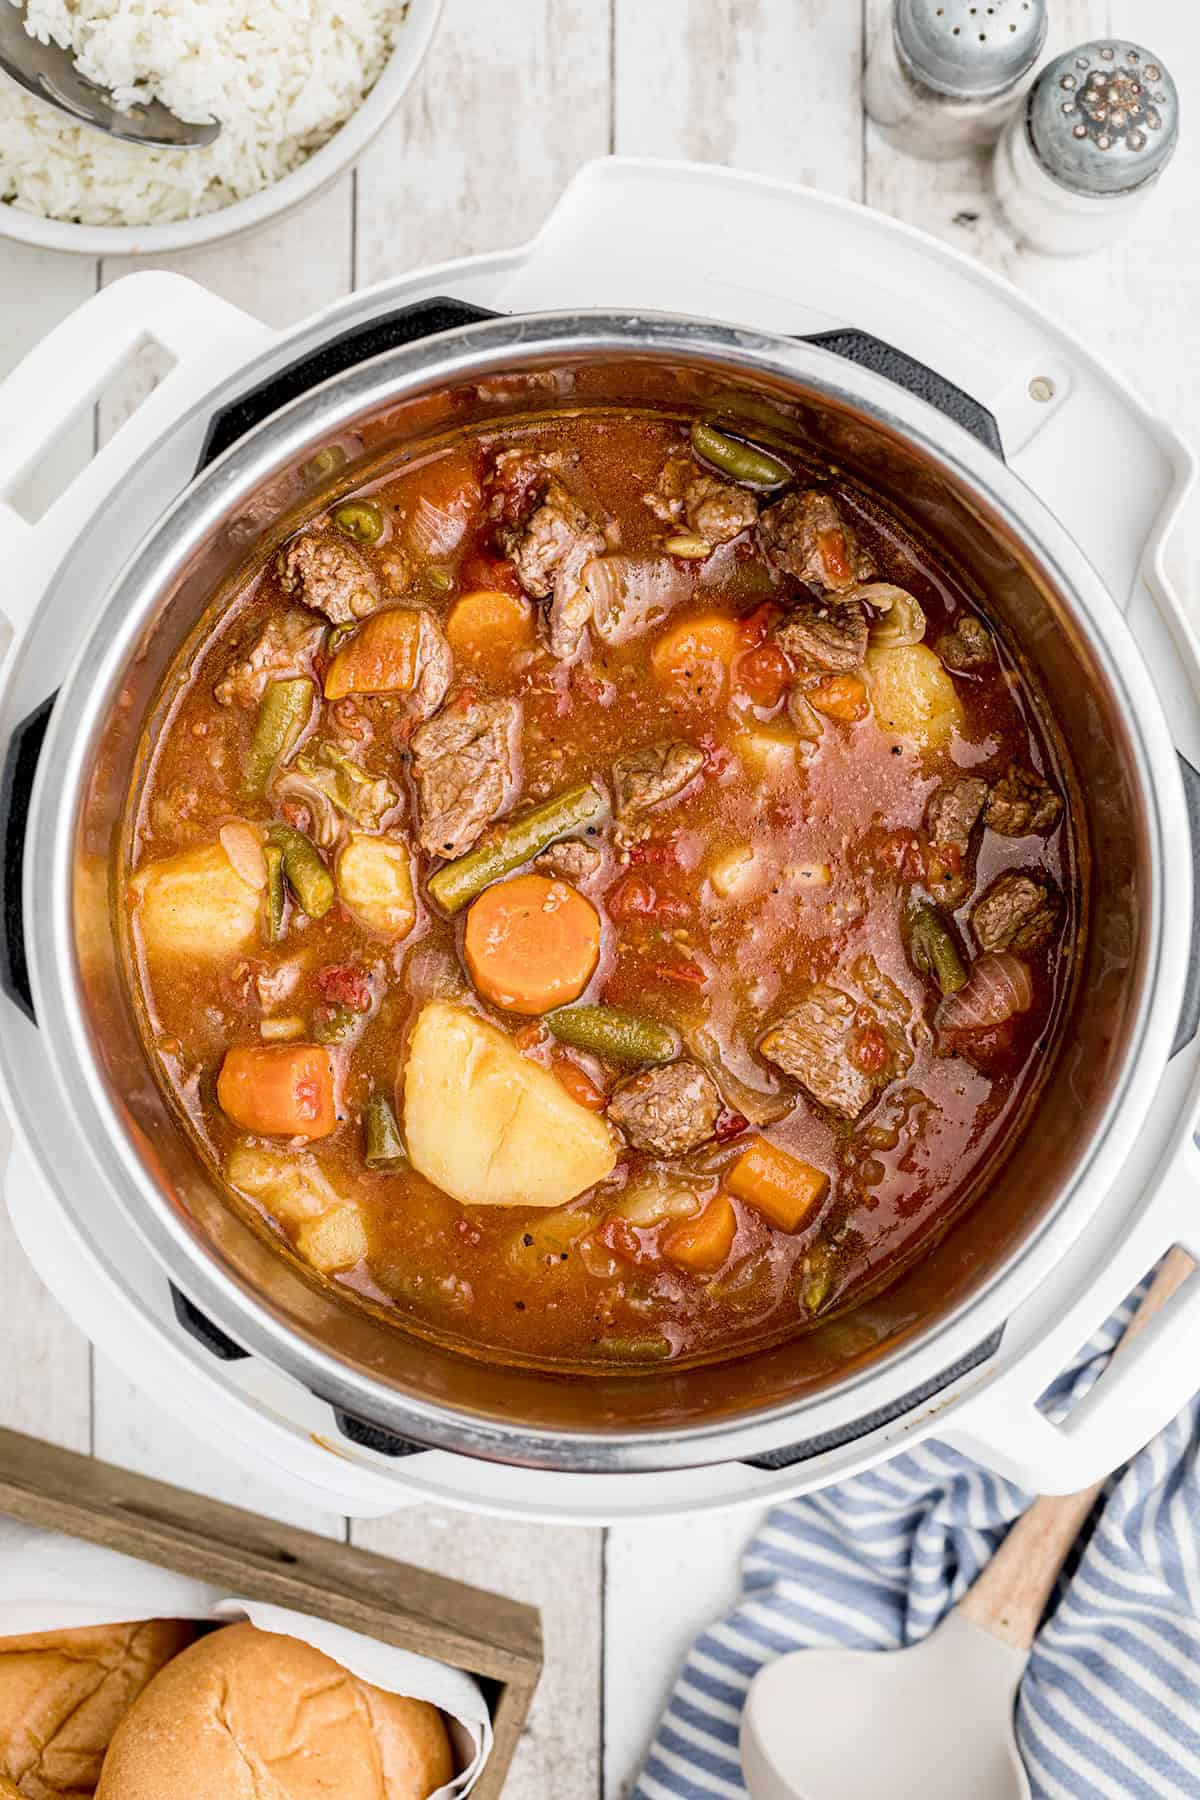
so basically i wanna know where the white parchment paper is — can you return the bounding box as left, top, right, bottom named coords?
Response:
left=0, top=1519, right=493, bottom=1796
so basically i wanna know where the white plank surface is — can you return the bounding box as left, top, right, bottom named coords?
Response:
left=1, top=3, right=1198, bottom=1797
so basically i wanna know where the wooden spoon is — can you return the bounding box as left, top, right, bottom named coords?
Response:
left=740, top=1248, right=1195, bottom=1800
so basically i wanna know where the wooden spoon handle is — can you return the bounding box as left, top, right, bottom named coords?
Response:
left=958, top=1246, right=1195, bottom=1652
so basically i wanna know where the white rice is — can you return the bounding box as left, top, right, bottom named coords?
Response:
left=0, top=0, right=400, bottom=226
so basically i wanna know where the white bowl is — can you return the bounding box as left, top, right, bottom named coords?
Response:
left=0, top=0, right=443, bottom=257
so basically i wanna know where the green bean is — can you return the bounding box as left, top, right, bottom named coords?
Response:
left=244, top=676, right=314, bottom=798
left=548, top=1005, right=678, bottom=1067
left=268, top=822, right=335, bottom=919
left=263, top=842, right=287, bottom=944
left=333, top=499, right=385, bottom=545
left=363, top=1093, right=409, bottom=1169
left=907, top=902, right=967, bottom=995
left=326, top=621, right=356, bottom=656
left=691, top=420, right=790, bottom=489
left=593, top=1333, right=673, bottom=1364
left=428, top=782, right=609, bottom=915
left=426, top=566, right=454, bottom=593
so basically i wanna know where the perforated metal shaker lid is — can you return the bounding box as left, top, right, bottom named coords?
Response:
left=1029, top=41, right=1180, bottom=196
left=896, top=0, right=1047, bottom=99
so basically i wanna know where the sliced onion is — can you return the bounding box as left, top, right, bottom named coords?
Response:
left=405, top=493, right=471, bottom=561
left=583, top=555, right=694, bottom=645
left=860, top=583, right=927, bottom=650
left=269, top=771, right=340, bottom=851
left=219, top=820, right=267, bottom=889
left=935, top=953, right=1033, bottom=1034
left=683, top=1022, right=793, bottom=1126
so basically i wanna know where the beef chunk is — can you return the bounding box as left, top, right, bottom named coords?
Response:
left=613, top=741, right=704, bottom=818
left=683, top=473, right=758, bottom=545
left=759, top=985, right=877, bottom=1120
left=501, top=477, right=606, bottom=660
left=926, top=776, right=988, bottom=850
left=924, top=775, right=988, bottom=908
left=984, top=765, right=1063, bottom=837
left=936, top=616, right=993, bottom=671
left=411, top=695, right=521, bottom=858
left=276, top=532, right=378, bottom=625
left=774, top=598, right=868, bottom=673
left=756, top=490, right=875, bottom=593
left=214, top=609, right=325, bottom=708
left=607, top=1061, right=722, bottom=1156
left=534, top=838, right=604, bottom=883
left=403, top=609, right=455, bottom=727
left=645, top=455, right=757, bottom=542
left=972, top=872, right=1059, bottom=953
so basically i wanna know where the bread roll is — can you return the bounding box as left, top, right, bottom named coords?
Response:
left=96, top=1622, right=454, bottom=1799
left=0, top=1620, right=195, bottom=1798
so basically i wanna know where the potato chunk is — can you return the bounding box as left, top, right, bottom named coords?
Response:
left=403, top=1001, right=617, bottom=1208
left=227, top=1144, right=368, bottom=1274
left=130, top=841, right=260, bottom=963
left=336, top=834, right=417, bottom=940
left=297, top=1205, right=369, bottom=1273
left=865, top=643, right=963, bottom=749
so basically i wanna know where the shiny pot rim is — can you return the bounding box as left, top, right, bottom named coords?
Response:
left=22, top=309, right=1191, bottom=1472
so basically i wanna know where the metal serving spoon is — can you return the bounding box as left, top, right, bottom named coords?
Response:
left=0, top=3, right=219, bottom=147
left=740, top=1247, right=1195, bottom=1800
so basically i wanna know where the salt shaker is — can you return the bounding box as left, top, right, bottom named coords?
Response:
left=994, top=40, right=1180, bottom=255
left=865, top=0, right=1048, bottom=160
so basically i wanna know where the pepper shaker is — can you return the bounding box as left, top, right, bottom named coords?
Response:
left=994, top=40, right=1180, bottom=255
left=865, top=0, right=1048, bottom=160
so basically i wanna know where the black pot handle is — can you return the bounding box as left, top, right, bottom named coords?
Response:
left=199, top=295, right=500, bottom=472
left=799, top=327, right=1004, bottom=460
left=0, top=694, right=54, bottom=1024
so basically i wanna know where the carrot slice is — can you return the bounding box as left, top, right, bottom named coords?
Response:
left=651, top=612, right=741, bottom=708
left=446, top=588, right=536, bottom=666
left=216, top=1043, right=336, bottom=1140
left=324, top=608, right=422, bottom=700
left=662, top=1195, right=737, bottom=1273
left=724, top=1139, right=830, bottom=1233
left=463, top=874, right=601, bottom=1015
left=806, top=671, right=869, bottom=724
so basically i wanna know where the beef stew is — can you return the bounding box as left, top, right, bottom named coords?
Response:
left=122, top=411, right=1083, bottom=1373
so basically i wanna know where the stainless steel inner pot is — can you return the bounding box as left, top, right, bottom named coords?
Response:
left=26, top=311, right=1173, bottom=1472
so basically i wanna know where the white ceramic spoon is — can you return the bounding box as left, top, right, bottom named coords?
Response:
left=740, top=1248, right=1195, bottom=1800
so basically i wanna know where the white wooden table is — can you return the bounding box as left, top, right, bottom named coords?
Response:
left=0, top=3, right=1197, bottom=1794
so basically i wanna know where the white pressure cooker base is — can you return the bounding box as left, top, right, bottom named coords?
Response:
left=2, top=159, right=1198, bottom=1523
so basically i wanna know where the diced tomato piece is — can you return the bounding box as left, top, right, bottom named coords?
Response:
left=597, top=1216, right=656, bottom=1267
left=737, top=601, right=784, bottom=647
left=648, top=958, right=708, bottom=988
left=714, top=1109, right=750, bottom=1143
left=315, top=963, right=373, bottom=1013
left=459, top=549, right=522, bottom=596
left=817, top=527, right=851, bottom=586
left=737, top=643, right=791, bottom=708
left=875, top=830, right=927, bottom=884
left=849, top=1023, right=889, bottom=1075
left=628, top=837, right=680, bottom=868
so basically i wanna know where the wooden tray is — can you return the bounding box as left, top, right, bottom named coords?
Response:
left=0, top=1426, right=542, bottom=1798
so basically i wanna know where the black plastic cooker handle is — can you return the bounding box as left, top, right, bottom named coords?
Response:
left=0, top=693, right=55, bottom=1024
left=199, top=295, right=500, bottom=472
left=798, top=328, right=1005, bottom=460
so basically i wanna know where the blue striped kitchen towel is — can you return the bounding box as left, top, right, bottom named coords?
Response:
left=635, top=1278, right=1200, bottom=1800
